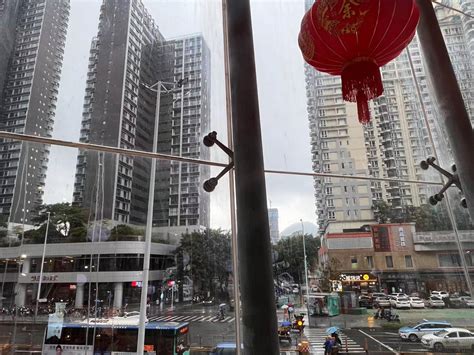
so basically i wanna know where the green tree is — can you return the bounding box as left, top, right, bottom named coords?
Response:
left=109, top=224, right=143, bottom=241
left=175, top=229, right=231, bottom=300
left=372, top=199, right=473, bottom=231
left=274, top=234, right=320, bottom=284
left=319, top=257, right=342, bottom=292
left=23, top=203, right=88, bottom=243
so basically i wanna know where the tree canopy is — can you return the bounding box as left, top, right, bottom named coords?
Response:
left=372, top=200, right=474, bottom=231
left=23, top=203, right=89, bottom=243
left=174, top=229, right=232, bottom=300
left=273, top=234, right=320, bottom=284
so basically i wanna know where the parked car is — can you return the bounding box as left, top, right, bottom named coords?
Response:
left=390, top=292, right=408, bottom=298
left=427, top=296, right=445, bottom=308
left=445, top=296, right=464, bottom=308
left=409, top=297, right=425, bottom=309
left=374, top=296, right=391, bottom=308
left=390, top=296, right=411, bottom=309
left=371, top=292, right=387, bottom=299
left=421, top=328, right=474, bottom=352
left=459, top=296, right=474, bottom=308
left=430, top=291, right=449, bottom=299
left=399, top=320, right=452, bottom=342
left=359, top=295, right=373, bottom=308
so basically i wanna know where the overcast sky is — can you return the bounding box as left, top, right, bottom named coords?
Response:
left=44, top=0, right=315, bottom=233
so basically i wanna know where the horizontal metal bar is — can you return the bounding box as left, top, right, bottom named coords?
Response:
left=264, top=169, right=443, bottom=186
left=0, top=131, right=229, bottom=168
left=0, top=131, right=443, bottom=186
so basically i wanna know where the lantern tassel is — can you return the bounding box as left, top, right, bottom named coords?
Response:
left=356, top=91, right=370, bottom=125
left=341, top=60, right=384, bottom=124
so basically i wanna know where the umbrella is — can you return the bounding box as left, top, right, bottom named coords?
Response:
left=219, top=303, right=227, bottom=308
left=326, top=326, right=340, bottom=335
left=281, top=304, right=289, bottom=310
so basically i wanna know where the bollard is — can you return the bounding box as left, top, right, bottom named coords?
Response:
left=345, top=337, right=348, bottom=352
left=364, top=337, right=368, bottom=354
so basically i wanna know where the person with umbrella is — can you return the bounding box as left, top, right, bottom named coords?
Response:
left=281, top=304, right=289, bottom=321
left=218, top=303, right=227, bottom=320
left=326, top=326, right=341, bottom=354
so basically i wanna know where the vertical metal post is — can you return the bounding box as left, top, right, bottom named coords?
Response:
left=137, top=83, right=161, bottom=355
left=415, top=0, right=474, bottom=221
left=300, top=219, right=310, bottom=316
left=35, top=211, right=50, bottom=319
left=222, top=0, right=242, bottom=351
left=224, top=0, right=279, bottom=353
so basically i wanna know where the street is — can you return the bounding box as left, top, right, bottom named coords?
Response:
left=1, top=304, right=474, bottom=353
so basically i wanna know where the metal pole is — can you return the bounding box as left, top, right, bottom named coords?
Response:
left=415, top=0, right=474, bottom=221
left=222, top=0, right=241, bottom=351
left=300, top=219, right=310, bottom=316
left=137, top=82, right=161, bottom=355
left=224, top=0, right=279, bottom=353
left=35, top=211, right=50, bottom=318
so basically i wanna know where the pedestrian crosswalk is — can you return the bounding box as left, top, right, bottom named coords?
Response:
left=148, top=314, right=236, bottom=323
left=304, top=328, right=365, bottom=354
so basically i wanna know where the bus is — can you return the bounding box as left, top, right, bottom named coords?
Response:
left=43, top=317, right=190, bottom=355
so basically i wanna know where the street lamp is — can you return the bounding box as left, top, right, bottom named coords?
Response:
left=137, top=78, right=186, bottom=355
left=300, top=219, right=310, bottom=318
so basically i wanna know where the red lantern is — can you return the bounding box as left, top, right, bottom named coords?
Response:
left=299, top=0, right=420, bottom=124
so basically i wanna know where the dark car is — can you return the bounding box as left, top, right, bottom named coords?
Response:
left=359, top=295, right=374, bottom=308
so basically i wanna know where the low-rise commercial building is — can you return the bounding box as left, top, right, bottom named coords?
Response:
left=0, top=241, right=176, bottom=308
left=320, top=223, right=473, bottom=295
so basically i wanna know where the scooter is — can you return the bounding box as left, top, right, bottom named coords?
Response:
left=292, top=314, right=305, bottom=334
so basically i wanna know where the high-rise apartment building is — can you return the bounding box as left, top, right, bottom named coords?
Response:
left=73, top=0, right=210, bottom=229
left=268, top=208, right=279, bottom=244
left=304, top=1, right=474, bottom=235
left=0, top=0, right=69, bottom=223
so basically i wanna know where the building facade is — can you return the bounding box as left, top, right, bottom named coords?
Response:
left=320, top=223, right=473, bottom=295
left=268, top=208, right=279, bottom=244
left=0, top=0, right=69, bottom=223
left=72, top=0, right=210, bottom=230
left=0, top=240, right=175, bottom=308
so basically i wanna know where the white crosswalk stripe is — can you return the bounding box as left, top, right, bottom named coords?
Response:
left=304, top=328, right=365, bottom=354
left=148, top=314, right=235, bottom=323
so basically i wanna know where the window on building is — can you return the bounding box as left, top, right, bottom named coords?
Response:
left=438, top=254, right=462, bottom=267
left=386, top=256, right=393, bottom=268
left=405, top=255, right=413, bottom=268
left=366, top=256, right=374, bottom=268
left=351, top=256, right=357, bottom=269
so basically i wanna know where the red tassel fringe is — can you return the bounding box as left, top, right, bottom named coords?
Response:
left=341, top=60, right=383, bottom=124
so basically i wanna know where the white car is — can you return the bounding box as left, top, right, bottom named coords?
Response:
left=460, top=296, right=474, bottom=308
left=427, top=296, right=445, bottom=308
left=390, top=296, right=411, bottom=309
left=374, top=296, right=391, bottom=308
left=390, top=292, right=408, bottom=298
left=431, top=291, right=449, bottom=299
left=421, top=328, right=474, bottom=352
left=409, top=297, right=425, bottom=309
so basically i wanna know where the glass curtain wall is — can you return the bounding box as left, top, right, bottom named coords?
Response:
left=0, top=0, right=473, bottom=354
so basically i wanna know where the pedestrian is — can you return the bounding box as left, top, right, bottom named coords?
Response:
left=332, top=332, right=342, bottom=347
left=323, top=335, right=334, bottom=355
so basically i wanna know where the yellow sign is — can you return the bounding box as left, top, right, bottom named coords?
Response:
left=362, top=274, right=370, bottom=281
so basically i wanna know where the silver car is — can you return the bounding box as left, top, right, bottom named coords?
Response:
left=374, top=296, right=391, bottom=308
left=421, top=328, right=474, bottom=352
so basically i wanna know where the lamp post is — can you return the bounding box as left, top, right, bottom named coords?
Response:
left=35, top=211, right=50, bottom=320
left=300, top=219, right=310, bottom=318
left=137, top=79, right=185, bottom=355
